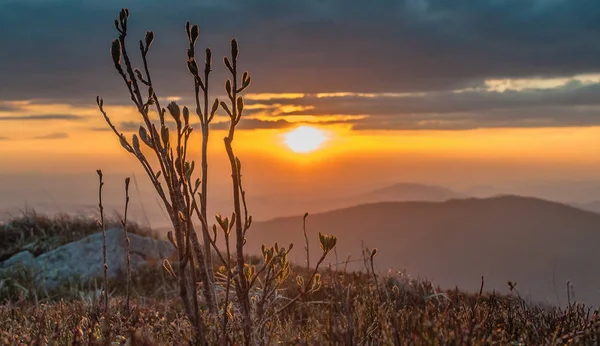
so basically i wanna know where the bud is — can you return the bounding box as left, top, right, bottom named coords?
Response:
left=144, top=31, right=154, bottom=51
left=132, top=134, right=140, bottom=153
left=242, top=71, right=251, bottom=88
left=220, top=101, right=232, bottom=117
left=160, top=126, right=169, bottom=148
left=167, top=101, right=181, bottom=122
left=182, top=106, right=190, bottom=125
left=139, top=126, right=152, bottom=147
left=236, top=96, right=244, bottom=113
left=119, top=8, right=127, bottom=22
left=224, top=57, right=232, bottom=72
left=370, top=248, right=377, bottom=259
left=225, top=80, right=232, bottom=97
left=211, top=98, right=219, bottom=116
left=134, top=68, right=143, bottom=81
left=231, top=39, right=238, bottom=60
left=190, top=24, right=199, bottom=45
left=187, top=60, right=199, bottom=76
left=110, top=39, right=122, bottom=68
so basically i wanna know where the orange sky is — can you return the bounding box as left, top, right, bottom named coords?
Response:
left=1, top=97, right=600, bottom=193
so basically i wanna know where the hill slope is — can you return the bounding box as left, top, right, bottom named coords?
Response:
left=247, top=195, right=600, bottom=307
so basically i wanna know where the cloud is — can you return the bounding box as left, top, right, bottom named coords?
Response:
left=1, top=0, right=599, bottom=102
left=347, top=105, right=600, bottom=131
left=33, top=132, right=70, bottom=140
left=0, top=114, right=84, bottom=121
left=90, top=126, right=112, bottom=132
left=245, top=93, right=305, bottom=101
left=2, top=0, right=600, bottom=131
left=211, top=118, right=293, bottom=130
left=0, top=103, right=18, bottom=111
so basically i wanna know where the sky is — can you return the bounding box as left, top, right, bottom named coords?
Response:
left=1, top=0, right=600, bottom=223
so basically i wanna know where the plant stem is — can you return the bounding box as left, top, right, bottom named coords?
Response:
left=96, top=170, right=108, bottom=315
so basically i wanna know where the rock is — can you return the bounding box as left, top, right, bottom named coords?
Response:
left=0, top=250, right=36, bottom=270
left=33, top=228, right=175, bottom=291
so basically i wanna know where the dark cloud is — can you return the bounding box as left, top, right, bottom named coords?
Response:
left=33, top=132, right=70, bottom=140
left=271, top=83, right=600, bottom=116
left=211, top=118, right=292, bottom=130
left=1, top=0, right=600, bottom=131
left=1, top=0, right=599, bottom=102
left=348, top=106, right=600, bottom=131
left=0, top=114, right=84, bottom=121
left=90, top=126, right=112, bottom=132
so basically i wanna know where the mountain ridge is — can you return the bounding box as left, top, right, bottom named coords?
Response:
left=247, top=194, right=600, bottom=307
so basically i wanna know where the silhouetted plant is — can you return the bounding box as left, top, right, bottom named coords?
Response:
left=97, top=8, right=213, bottom=344
left=96, top=8, right=337, bottom=344
left=184, top=19, right=218, bottom=307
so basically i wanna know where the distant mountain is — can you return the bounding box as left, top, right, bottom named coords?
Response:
left=247, top=195, right=600, bottom=307
left=574, top=201, right=600, bottom=214
left=227, top=182, right=468, bottom=221
left=354, top=183, right=466, bottom=204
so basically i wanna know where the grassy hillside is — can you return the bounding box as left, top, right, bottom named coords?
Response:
left=2, top=211, right=600, bottom=344
left=248, top=195, right=600, bottom=308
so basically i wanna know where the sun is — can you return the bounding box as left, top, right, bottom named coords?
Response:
left=283, top=126, right=328, bottom=153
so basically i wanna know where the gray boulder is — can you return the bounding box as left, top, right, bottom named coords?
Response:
left=0, top=250, right=37, bottom=270
left=29, top=228, right=174, bottom=291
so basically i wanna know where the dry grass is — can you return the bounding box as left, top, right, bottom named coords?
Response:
left=2, top=214, right=600, bottom=345
left=1, top=272, right=600, bottom=345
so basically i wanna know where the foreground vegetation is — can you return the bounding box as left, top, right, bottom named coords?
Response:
left=2, top=267, right=600, bottom=345
left=1, top=212, right=600, bottom=345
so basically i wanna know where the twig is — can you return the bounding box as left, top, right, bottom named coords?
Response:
left=96, top=170, right=108, bottom=315
left=303, top=212, right=310, bottom=274
left=122, top=177, right=131, bottom=314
